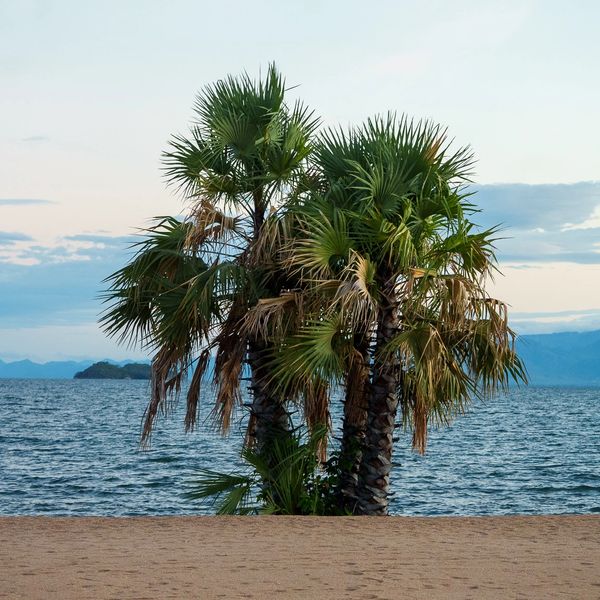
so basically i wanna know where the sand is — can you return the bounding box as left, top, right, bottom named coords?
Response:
left=0, top=515, right=599, bottom=599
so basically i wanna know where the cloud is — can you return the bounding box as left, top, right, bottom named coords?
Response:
left=0, top=231, right=33, bottom=245
left=20, top=135, right=50, bottom=143
left=499, top=252, right=600, bottom=265
left=0, top=231, right=137, bottom=267
left=472, top=182, right=600, bottom=264
left=0, top=236, right=135, bottom=329
left=562, top=205, right=600, bottom=231
left=64, top=233, right=135, bottom=246
left=0, top=198, right=54, bottom=206
left=472, top=182, right=600, bottom=230
left=509, top=309, right=600, bottom=334
left=0, top=229, right=143, bottom=359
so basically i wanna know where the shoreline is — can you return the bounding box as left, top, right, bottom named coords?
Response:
left=2, top=515, right=599, bottom=599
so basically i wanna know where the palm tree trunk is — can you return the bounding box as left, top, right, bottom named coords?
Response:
left=247, top=338, right=290, bottom=451
left=337, top=336, right=370, bottom=513
left=356, top=288, right=401, bottom=516
left=245, top=188, right=291, bottom=450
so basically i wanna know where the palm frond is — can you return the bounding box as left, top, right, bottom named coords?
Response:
left=211, top=295, right=248, bottom=432
left=270, top=314, right=350, bottom=394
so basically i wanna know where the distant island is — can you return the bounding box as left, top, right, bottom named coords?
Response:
left=2, top=329, right=600, bottom=384
left=74, top=361, right=151, bottom=380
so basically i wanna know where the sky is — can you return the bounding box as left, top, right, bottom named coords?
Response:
left=1, top=0, right=599, bottom=361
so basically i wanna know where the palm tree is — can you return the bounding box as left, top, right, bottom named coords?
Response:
left=102, top=79, right=525, bottom=516
left=274, top=114, right=526, bottom=514
left=101, top=65, right=319, bottom=450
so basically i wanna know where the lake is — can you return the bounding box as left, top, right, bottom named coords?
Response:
left=0, top=379, right=598, bottom=516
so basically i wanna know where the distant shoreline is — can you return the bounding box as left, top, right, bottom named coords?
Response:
left=73, top=361, right=151, bottom=380
left=1, top=515, right=598, bottom=598
left=2, top=377, right=600, bottom=389
left=4, top=328, right=600, bottom=383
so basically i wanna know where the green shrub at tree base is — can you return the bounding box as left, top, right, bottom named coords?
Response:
left=188, top=426, right=349, bottom=515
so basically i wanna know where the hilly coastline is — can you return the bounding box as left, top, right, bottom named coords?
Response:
left=1, top=330, right=600, bottom=385
left=74, top=361, right=151, bottom=380
left=515, top=329, right=600, bottom=386
left=0, top=359, right=149, bottom=379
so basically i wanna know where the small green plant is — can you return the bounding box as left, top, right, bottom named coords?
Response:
left=188, top=426, right=346, bottom=515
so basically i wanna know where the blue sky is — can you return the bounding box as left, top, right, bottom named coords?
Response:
left=1, top=0, right=599, bottom=360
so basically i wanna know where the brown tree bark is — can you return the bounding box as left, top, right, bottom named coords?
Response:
left=247, top=338, right=290, bottom=452
left=356, top=284, right=401, bottom=516
left=337, top=336, right=370, bottom=513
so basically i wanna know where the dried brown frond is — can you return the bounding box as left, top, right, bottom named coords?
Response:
left=247, top=212, right=288, bottom=267
left=213, top=341, right=245, bottom=432
left=423, top=129, right=447, bottom=164
left=142, top=345, right=186, bottom=446
left=185, top=198, right=241, bottom=249
left=330, top=252, right=377, bottom=330
left=184, top=348, right=211, bottom=432
left=393, top=269, right=525, bottom=455
left=409, top=389, right=429, bottom=455
left=211, top=297, right=247, bottom=432
left=242, top=291, right=302, bottom=342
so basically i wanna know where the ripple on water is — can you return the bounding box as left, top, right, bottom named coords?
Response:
left=0, top=379, right=599, bottom=516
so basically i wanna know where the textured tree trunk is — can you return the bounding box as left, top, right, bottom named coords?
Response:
left=337, top=337, right=370, bottom=513
left=356, top=286, right=401, bottom=516
left=247, top=338, right=290, bottom=451
left=252, top=189, right=265, bottom=237
left=245, top=189, right=290, bottom=450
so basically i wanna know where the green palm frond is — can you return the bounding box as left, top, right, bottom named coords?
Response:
left=292, top=208, right=352, bottom=280
left=426, top=220, right=501, bottom=276
left=164, top=63, right=320, bottom=215
left=100, top=217, right=209, bottom=349
left=270, top=315, right=351, bottom=394
left=103, top=65, right=322, bottom=446
left=189, top=426, right=333, bottom=515
left=188, top=469, right=257, bottom=515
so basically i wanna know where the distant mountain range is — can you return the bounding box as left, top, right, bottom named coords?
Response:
left=1, top=329, right=600, bottom=385
left=0, top=359, right=149, bottom=379
left=515, top=329, right=600, bottom=386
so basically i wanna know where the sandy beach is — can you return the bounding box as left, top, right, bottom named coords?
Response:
left=0, top=515, right=598, bottom=599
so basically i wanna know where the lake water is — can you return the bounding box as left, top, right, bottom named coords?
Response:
left=0, top=379, right=598, bottom=516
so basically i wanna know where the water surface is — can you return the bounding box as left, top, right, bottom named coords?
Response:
left=0, top=380, right=598, bottom=515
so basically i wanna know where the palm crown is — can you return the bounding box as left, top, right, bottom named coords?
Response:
left=102, top=65, right=320, bottom=444
left=267, top=114, right=525, bottom=513
left=102, top=69, right=525, bottom=515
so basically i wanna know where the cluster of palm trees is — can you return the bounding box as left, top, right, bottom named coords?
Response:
left=101, top=65, right=525, bottom=516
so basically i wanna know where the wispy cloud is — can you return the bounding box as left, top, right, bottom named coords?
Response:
left=63, top=233, right=135, bottom=246
left=510, top=309, right=600, bottom=334
left=0, top=231, right=33, bottom=245
left=0, top=232, right=136, bottom=267
left=20, top=135, right=50, bottom=143
left=473, top=182, right=600, bottom=264
left=0, top=198, right=54, bottom=206
left=0, top=233, right=134, bottom=329
left=562, top=205, right=600, bottom=231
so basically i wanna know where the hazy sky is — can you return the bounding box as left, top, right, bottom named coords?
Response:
left=1, top=0, right=599, bottom=360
